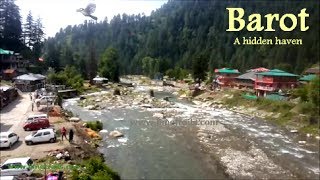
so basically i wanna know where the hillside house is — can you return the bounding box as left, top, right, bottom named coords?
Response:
left=236, top=67, right=269, bottom=89
left=254, top=69, right=298, bottom=97
left=214, top=68, right=240, bottom=87
left=14, top=73, right=46, bottom=92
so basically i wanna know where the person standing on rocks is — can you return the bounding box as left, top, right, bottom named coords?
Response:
left=61, top=127, right=67, bottom=141
left=69, top=129, right=74, bottom=143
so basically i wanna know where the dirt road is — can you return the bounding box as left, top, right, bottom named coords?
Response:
left=0, top=93, right=73, bottom=163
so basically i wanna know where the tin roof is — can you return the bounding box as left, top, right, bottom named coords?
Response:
left=14, top=73, right=46, bottom=81
left=214, top=68, right=240, bottom=74
left=256, top=69, right=298, bottom=77
left=300, top=74, right=318, bottom=81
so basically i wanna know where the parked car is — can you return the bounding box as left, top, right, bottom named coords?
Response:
left=0, top=132, right=19, bottom=148
left=25, top=129, right=56, bottom=145
left=0, top=157, right=33, bottom=177
left=34, top=96, right=55, bottom=106
left=25, top=114, right=48, bottom=123
left=23, top=118, right=50, bottom=131
left=0, top=176, right=19, bottom=180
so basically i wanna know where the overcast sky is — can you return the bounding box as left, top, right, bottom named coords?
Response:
left=16, top=0, right=167, bottom=37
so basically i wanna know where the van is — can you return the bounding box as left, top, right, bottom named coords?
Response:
left=23, top=118, right=50, bottom=131
left=26, top=114, right=48, bottom=123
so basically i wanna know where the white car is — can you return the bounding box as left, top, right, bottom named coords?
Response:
left=0, top=176, right=19, bottom=180
left=0, top=157, right=33, bottom=177
left=34, top=96, right=55, bottom=106
left=25, top=114, right=48, bottom=123
left=0, top=132, right=19, bottom=148
left=25, top=129, right=56, bottom=145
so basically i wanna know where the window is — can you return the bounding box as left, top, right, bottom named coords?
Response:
left=43, top=131, right=50, bottom=135
left=1, top=165, right=9, bottom=169
left=34, top=133, right=42, bottom=137
left=8, top=133, right=13, bottom=138
left=26, top=159, right=33, bottom=165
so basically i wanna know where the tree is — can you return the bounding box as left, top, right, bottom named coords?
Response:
left=99, top=47, right=120, bottom=82
left=192, top=53, right=208, bottom=81
left=0, top=0, right=23, bottom=51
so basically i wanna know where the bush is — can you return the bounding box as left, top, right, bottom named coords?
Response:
left=86, top=121, right=103, bottom=131
left=71, top=156, right=120, bottom=180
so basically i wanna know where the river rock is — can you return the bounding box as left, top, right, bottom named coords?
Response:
left=290, top=130, right=298, bottom=133
left=153, top=113, right=164, bottom=118
left=109, top=130, right=124, bottom=138
left=141, top=104, right=153, bottom=108
left=298, top=141, right=306, bottom=144
left=99, top=129, right=108, bottom=133
left=197, top=132, right=210, bottom=139
left=84, top=105, right=96, bottom=110
left=69, top=117, right=81, bottom=122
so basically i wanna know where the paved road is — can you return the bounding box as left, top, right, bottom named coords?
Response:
left=0, top=93, right=68, bottom=163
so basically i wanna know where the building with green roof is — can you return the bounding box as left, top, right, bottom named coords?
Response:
left=214, top=68, right=240, bottom=87
left=254, top=69, right=299, bottom=97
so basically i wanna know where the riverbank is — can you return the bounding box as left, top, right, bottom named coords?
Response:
left=188, top=88, right=319, bottom=138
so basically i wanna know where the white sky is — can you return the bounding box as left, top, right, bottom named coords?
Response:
left=16, top=0, right=167, bottom=37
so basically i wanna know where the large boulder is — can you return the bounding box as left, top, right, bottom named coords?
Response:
left=69, top=117, right=81, bottom=122
left=109, top=130, right=124, bottom=138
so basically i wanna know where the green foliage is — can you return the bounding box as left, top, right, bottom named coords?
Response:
left=192, top=54, right=208, bottom=81
left=71, top=156, right=120, bottom=180
left=47, top=66, right=84, bottom=92
left=99, top=47, right=120, bottom=82
left=308, top=77, right=320, bottom=107
left=42, top=0, right=318, bottom=77
left=86, top=121, right=103, bottom=131
left=165, top=67, right=189, bottom=80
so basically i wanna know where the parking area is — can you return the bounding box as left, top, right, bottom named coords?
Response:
left=0, top=93, right=74, bottom=163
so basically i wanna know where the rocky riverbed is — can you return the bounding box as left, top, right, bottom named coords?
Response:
left=63, top=83, right=319, bottom=179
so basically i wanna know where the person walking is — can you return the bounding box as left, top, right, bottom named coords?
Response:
left=69, top=129, right=74, bottom=143
left=61, top=127, right=67, bottom=141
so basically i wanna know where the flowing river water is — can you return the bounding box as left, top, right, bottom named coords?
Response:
left=62, top=86, right=319, bottom=179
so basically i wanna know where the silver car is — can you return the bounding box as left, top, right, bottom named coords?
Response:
left=0, top=157, right=33, bottom=177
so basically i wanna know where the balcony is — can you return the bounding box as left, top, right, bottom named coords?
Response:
left=254, top=85, right=275, bottom=91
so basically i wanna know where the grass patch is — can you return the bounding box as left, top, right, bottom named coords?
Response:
left=300, top=124, right=319, bottom=135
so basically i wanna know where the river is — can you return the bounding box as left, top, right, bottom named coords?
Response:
left=62, top=86, right=319, bottom=179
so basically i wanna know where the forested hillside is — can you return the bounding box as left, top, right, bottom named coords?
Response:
left=43, top=0, right=319, bottom=80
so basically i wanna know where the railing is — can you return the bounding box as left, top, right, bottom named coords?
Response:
left=254, top=85, right=275, bottom=91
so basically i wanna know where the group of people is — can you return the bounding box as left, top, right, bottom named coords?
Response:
left=61, top=127, right=74, bottom=143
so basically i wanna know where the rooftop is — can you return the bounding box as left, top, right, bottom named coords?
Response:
left=256, top=69, right=298, bottom=77
left=14, top=73, right=46, bottom=81
left=300, top=74, right=318, bottom=82
left=215, top=68, right=240, bottom=74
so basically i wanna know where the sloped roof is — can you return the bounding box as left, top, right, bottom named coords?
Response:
left=256, top=69, right=298, bottom=77
left=305, top=67, right=320, bottom=74
left=0, top=48, right=14, bottom=55
left=215, top=68, right=240, bottom=74
left=300, top=74, right=317, bottom=81
left=0, top=85, right=13, bottom=91
left=236, top=71, right=256, bottom=80
left=3, top=69, right=16, bottom=74
left=15, top=73, right=46, bottom=81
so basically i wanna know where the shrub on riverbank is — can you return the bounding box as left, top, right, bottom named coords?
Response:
left=86, top=121, right=103, bottom=131
left=71, top=156, right=120, bottom=180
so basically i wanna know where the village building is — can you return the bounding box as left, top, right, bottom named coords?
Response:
left=214, top=68, right=240, bottom=87
left=236, top=67, right=269, bottom=89
left=14, top=73, right=46, bottom=92
left=0, top=48, right=29, bottom=80
left=0, top=85, right=18, bottom=109
left=254, top=69, right=299, bottom=97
